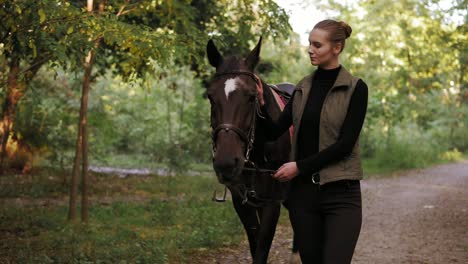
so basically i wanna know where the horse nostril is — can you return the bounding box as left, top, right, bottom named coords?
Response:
left=214, top=158, right=236, bottom=171
left=213, top=157, right=242, bottom=179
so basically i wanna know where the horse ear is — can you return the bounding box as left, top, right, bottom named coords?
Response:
left=246, top=37, right=262, bottom=71
left=207, top=39, right=223, bottom=68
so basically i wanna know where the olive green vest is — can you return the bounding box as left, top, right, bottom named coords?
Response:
left=291, top=66, right=363, bottom=185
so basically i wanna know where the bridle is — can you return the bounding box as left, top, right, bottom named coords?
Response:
left=210, top=70, right=284, bottom=207
left=210, top=70, right=262, bottom=163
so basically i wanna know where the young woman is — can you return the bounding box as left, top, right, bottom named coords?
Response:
left=261, top=19, right=368, bottom=263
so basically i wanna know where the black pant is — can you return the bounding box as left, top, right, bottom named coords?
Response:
left=287, top=179, right=362, bottom=264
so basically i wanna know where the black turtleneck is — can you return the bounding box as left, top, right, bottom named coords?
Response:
left=262, top=65, right=368, bottom=180
left=297, top=66, right=341, bottom=162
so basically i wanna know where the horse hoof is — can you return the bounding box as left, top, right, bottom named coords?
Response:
left=289, top=252, right=301, bottom=264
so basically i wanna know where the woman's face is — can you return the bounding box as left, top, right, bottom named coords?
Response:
left=308, top=28, right=341, bottom=69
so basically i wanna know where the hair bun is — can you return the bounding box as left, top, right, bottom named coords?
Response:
left=339, top=21, right=352, bottom=38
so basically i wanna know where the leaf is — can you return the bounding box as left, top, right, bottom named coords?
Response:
left=28, top=40, right=37, bottom=58
left=38, top=9, right=46, bottom=23
left=67, top=26, right=74, bottom=34
left=15, top=5, right=22, bottom=14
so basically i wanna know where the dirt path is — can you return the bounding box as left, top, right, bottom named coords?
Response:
left=192, top=161, right=468, bottom=263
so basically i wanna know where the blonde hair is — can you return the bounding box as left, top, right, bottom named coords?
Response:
left=313, top=19, right=352, bottom=52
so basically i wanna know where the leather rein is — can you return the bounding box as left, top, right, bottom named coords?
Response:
left=210, top=71, right=280, bottom=207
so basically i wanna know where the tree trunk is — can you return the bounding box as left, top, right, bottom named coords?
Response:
left=0, top=56, right=24, bottom=174
left=166, top=88, right=172, bottom=143
left=68, top=0, right=103, bottom=222
left=178, top=86, right=186, bottom=141
left=460, top=51, right=467, bottom=105
left=68, top=100, right=83, bottom=220
left=80, top=50, right=95, bottom=223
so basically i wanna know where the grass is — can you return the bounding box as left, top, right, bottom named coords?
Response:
left=0, top=170, right=244, bottom=264
left=362, top=149, right=466, bottom=177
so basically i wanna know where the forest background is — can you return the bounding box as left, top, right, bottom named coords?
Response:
left=0, top=0, right=466, bottom=263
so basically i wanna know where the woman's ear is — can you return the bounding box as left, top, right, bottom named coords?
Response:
left=333, top=42, right=343, bottom=55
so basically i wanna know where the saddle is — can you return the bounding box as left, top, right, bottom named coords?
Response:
left=271, top=82, right=295, bottom=96
left=268, top=82, right=294, bottom=141
left=269, top=82, right=294, bottom=105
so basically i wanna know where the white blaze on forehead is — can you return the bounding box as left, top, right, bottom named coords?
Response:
left=224, top=78, right=239, bottom=99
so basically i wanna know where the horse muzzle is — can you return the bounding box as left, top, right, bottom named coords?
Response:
left=213, top=156, right=245, bottom=184
left=212, top=129, right=247, bottom=183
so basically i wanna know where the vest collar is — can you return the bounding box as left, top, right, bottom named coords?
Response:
left=295, top=65, right=353, bottom=93
left=332, top=66, right=353, bottom=89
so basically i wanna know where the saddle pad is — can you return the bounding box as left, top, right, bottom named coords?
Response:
left=269, top=86, right=294, bottom=142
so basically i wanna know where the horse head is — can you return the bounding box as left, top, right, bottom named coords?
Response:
left=206, top=37, right=263, bottom=184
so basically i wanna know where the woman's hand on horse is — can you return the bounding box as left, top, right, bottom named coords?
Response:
left=255, top=74, right=265, bottom=106
left=273, top=162, right=299, bottom=182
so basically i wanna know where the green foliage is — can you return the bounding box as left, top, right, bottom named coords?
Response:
left=0, top=0, right=292, bottom=77
left=2, top=0, right=293, bottom=172
left=361, top=89, right=467, bottom=172
left=203, top=0, right=291, bottom=54
left=0, top=0, right=90, bottom=75
left=88, top=63, right=211, bottom=171
left=316, top=0, right=465, bottom=95
left=368, top=123, right=442, bottom=169
left=70, top=0, right=291, bottom=77
left=15, top=62, right=211, bottom=171
left=15, top=68, right=80, bottom=168
left=259, top=33, right=311, bottom=84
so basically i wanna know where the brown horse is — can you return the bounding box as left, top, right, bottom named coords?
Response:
left=206, top=38, right=295, bottom=264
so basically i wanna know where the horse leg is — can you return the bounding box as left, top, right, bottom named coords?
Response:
left=252, top=204, right=281, bottom=264
left=283, top=201, right=300, bottom=263
left=292, top=232, right=299, bottom=253
left=289, top=232, right=301, bottom=264
left=230, top=195, right=260, bottom=260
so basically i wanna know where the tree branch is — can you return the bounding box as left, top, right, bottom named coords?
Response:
left=0, top=54, right=51, bottom=87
